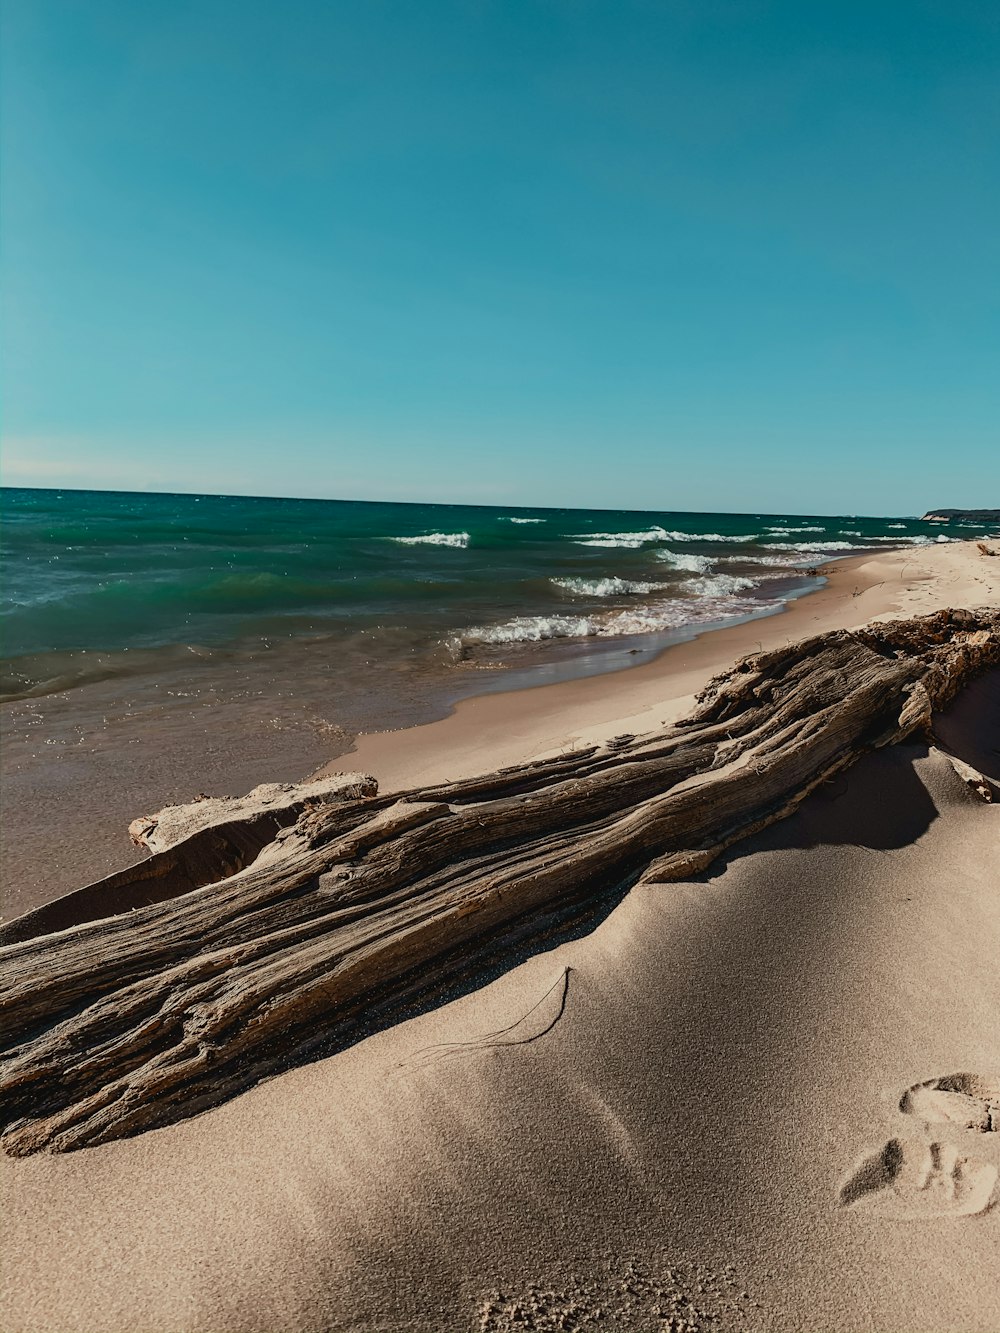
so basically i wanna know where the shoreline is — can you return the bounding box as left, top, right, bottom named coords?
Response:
left=0, top=553, right=824, bottom=918
left=321, top=539, right=991, bottom=792
left=0, top=540, right=992, bottom=924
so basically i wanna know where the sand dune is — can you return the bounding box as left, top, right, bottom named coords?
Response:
left=2, top=541, right=999, bottom=1332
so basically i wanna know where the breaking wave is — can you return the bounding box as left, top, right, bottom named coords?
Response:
left=720, top=552, right=811, bottom=568
left=682, top=574, right=757, bottom=596
left=571, top=526, right=771, bottom=549
left=663, top=531, right=760, bottom=543
left=760, top=540, right=869, bottom=552
left=571, top=526, right=674, bottom=548
left=552, top=577, right=671, bottom=597
left=501, top=517, right=544, bottom=524
left=390, top=532, right=470, bottom=548
left=656, top=550, right=715, bottom=573
left=867, top=535, right=933, bottom=544
left=450, top=592, right=781, bottom=653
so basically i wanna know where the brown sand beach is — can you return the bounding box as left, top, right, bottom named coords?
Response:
left=2, top=539, right=999, bottom=1333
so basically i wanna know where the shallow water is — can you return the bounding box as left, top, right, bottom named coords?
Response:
left=3, top=487, right=980, bottom=699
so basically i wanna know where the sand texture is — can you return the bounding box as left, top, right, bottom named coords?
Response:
left=1, top=539, right=999, bottom=1332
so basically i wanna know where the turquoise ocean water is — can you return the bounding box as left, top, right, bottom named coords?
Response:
left=2, top=487, right=994, bottom=704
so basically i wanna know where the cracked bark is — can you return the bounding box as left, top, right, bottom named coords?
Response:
left=1, top=609, right=997, bottom=1156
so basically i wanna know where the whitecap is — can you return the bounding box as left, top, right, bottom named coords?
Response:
left=574, top=538, right=648, bottom=549
left=760, top=540, right=868, bottom=552
left=570, top=526, right=672, bottom=548
left=867, top=536, right=932, bottom=545
left=572, top=527, right=759, bottom=547
left=682, top=573, right=756, bottom=596
left=720, top=552, right=809, bottom=568
left=390, top=532, right=470, bottom=548
left=452, top=591, right=780, bottom=652
left=552, top=577, right=670, bottom=597
left=656, top=550, right=715, bottom=573
left=660, top=531, right=760, bottom=543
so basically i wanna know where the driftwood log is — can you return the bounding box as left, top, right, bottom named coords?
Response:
left=1, top=609, right=997, bottom=1157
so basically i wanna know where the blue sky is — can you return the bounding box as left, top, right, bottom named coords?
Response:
left=2, top=0, right=997, bottom=514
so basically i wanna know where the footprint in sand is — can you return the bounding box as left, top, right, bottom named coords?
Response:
left=838, top=1138, right=997, bottom=1218
left=900, top=1073, right=1000, bottom=1133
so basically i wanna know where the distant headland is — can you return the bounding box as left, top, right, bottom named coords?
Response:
left=922, top=508, right=1000, bottom=522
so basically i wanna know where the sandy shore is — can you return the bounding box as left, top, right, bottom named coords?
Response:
left=3, top=539, right=999, bottom=1332
left=327, top=538, right=1000, bottom=790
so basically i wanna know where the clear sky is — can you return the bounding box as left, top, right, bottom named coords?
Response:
left=1, top=0, right=997, bottom=515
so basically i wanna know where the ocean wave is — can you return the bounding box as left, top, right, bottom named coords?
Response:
left=682, top=574, right=756, bottom=596
left=867, top=536, right=932, bottom=545
left=760, top=540, right=868, bottom=552
left=451, top=592, right=780, bottom=652
left=886, top=523, right=907, bottom=529
left=764, top=526, right=824, bottom=534
left=571, top=526, right=673, bottom=548
left=655, top=550, right=714, bottom=573
left=501, top=517, right=544, bottom=524
left=571, top=527, right=761, bottom=548
left=720, top=552, right=811, bottom=568
left=552, top=577, right=670, bottom=597
left=390, top=532, right=470, bottom=548
left=574, top=539, right=644, bottom=549
left=662, top=531, right=760, bottom=543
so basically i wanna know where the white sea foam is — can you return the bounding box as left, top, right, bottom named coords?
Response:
left=575, top=538, right=648, bottom=549
left=886, top=523, right=907, bottom=529
left=762, top=535, right=933, bottom=554
left=571, top=526, right=673, bottom=548
left=760, top=540, right=867, bottom=552
left=682, top=574, right=757, bottom=596
left=764, top=526, right=824, bottom=534
left=656, top=549, right=715, bottom=573
left=572, top=527, right=760, bottom=547
left=867, top=535, right=932, bottom=544
left=501, top=517, right=544, bottom=524
left=552, top=577, right=670, bottom=597
left=720, top=552, right=810, bottom=568
left=453, top=592, right=780, bottom=651
left=661, top=531, right=760, bottom=543
left=390, top=532, right=470, bottom=548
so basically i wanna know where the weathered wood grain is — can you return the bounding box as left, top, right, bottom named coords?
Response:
left=1, top=609, right=996, bottom=1156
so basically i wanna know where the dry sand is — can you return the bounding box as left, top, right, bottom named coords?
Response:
left=2, top=540, right=999, bottom=1333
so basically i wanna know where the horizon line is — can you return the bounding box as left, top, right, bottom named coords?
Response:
left=0, top=482, right=940, bottom=522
